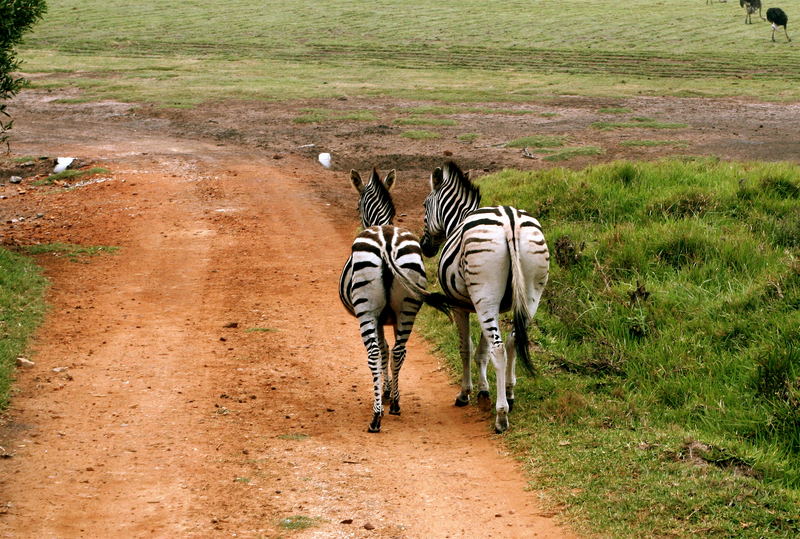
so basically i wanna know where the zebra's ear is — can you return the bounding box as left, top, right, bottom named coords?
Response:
left=383, top=169, right=396, bottom=191
left=431, top=167, right=444, bottom=190
left=464, top=170, right=470, bottom=181
left=350, top=170, right=364, bottom=193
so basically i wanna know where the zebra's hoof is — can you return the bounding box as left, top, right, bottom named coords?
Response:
left=508, top=398, right=515, bottom=413
left=389, top=400, right=401, bottom=415
left=454, top=395, right=470, bottom=407
left=476, top=390, right=491, bottom=406
left=368, top=413, right=382, bottom=433
left=494, top=414, right=509, bottom=434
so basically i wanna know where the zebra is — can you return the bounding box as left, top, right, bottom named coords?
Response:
left=420, top=161, right=550, bottom=433
left=339, top=168, right=431, bottom=433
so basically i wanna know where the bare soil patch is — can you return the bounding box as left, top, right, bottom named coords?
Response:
left=1, top=89, right=798, bottom=537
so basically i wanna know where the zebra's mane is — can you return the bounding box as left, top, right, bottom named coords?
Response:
left=362, top=168, right=396, bottom=226
left=443, top=161, right=481, bottom=206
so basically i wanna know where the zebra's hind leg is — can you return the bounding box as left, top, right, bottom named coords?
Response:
left=362, top=318, right=386, bottom=433
left=388, top=339, right=407, bottom=415
left=454, top=311, right=473, bottom=407
left=474, top=334, right=492, bottom=410
left=378, top=325, right=391, bottom=403
left=504, top=331, right=517, bottom=413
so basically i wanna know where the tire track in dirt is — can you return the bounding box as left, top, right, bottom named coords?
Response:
left=0, top=122, right=572, bottom=537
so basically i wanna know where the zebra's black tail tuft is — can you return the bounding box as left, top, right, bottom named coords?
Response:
left=421, top=291, right=454, bottom=320
left=513, top=309, right=537, bottom=377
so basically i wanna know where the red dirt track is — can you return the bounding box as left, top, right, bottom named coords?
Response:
left=0, top=93, right=575, bottom=537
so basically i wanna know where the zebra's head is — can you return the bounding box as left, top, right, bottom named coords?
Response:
left=421, top=161, right=480, bottom=258
left=350, top=168, right=396, bottom=228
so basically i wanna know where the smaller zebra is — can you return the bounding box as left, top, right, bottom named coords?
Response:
left=339, top=169, right=434, bottom=432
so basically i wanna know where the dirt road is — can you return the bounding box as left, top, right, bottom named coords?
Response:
left=0, top=102, right=572, bottom=537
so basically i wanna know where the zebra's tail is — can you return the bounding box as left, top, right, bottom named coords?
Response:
left=506, top=218, right=537, bottom=377
left=380, top=243, right=456, bottom=320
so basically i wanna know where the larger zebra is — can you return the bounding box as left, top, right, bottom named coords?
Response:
left=420, top=161, right=549, bottom=433
left=339, top=168, right=431, bottom=433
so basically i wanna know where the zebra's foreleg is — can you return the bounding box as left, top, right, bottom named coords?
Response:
left=454, top=311, right=473, bottom=407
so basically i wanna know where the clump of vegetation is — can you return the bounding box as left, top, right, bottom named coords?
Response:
left=278, top=515, right=322, bottom=531
left=417, top=158, right=800, bottom=538
left=598, top=106, right=632, bottom=114
left=1, top=0, right=47, bottom=147
left=0, top=248, right=47, bottom=408
left=394, top=116, right=457, bottom=126
left=401, top=129, right=440, bottom=140
left=34, top=167, right=112, bottom=186
left=505, top=134, right=567, bottom=148
left=620, top=139, right=688, bottom=147
left=20, top=243, right=119, bottom=262
left=543, top=146, right=604, bottom=162
left=457, top=133, right=479, bottom=142
left=591, top=117, right=688, bottom=130
left=293, top=108, right=377, bottom=123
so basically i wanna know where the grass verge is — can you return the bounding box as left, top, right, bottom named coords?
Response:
left=592, top=117, right=688, bottom=130
left=416, top=158, right=800, bottom=537
left=401, top=129, right=440, bottom=140
left=33, top=167, right=111, bottom=186
left=19, top=243, right=119, bottom=262
left=0, top=249, right=48, bottom=408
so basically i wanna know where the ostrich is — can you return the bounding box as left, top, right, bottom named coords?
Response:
left=741, top=0, right=765, bottom=24
left=767, top=7, right=791, bottom=41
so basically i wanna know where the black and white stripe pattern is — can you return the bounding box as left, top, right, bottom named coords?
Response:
left=421, top=161, right=549, bottom=433
left=339, top=169, right=428, bottom=432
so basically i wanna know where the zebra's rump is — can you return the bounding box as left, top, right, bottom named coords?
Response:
left=339, top=225, right=427, bottom=321
left=437, top=206, right=549, bottom=310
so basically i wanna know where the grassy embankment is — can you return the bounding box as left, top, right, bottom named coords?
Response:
left=18, top=0, right=800, bottom=105
left=417, top=158, right=800, bottom=537
left=0, top=250, right=47, bottom=407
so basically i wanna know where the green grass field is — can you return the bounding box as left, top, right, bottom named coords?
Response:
left=18, top=0, right=800, bottom=105
left=417, top=158, right=800, bottom=537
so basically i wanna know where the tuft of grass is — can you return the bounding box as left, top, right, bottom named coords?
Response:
left=620, top=139, right=688, bottom=147
left=393, top=117, right=457, bottom=126
left=505, top=135, right=567, bottom=148
left=401, top=129, right=440, bottom=140
left=278, top=515, right=322, bottom=531
left=20, top=243, right=119, bottom=262
left=245, top=327, right=278, bottom=333
left=0, top=249, right=48, bottom=409
left=457, top=133, right=479, bottom=142
left=277, top=433, right=309, bottom=441
left=591, top=117, right=688, bottom=130
left=34, top=167, right=111, bottom=186
left=293, top=108, right=377, bottom=123
left=542, top=146, right=604, bottom=161
left=417, top=158, right=800, bottom=538
left=598, top=106, right=632, bottom=114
